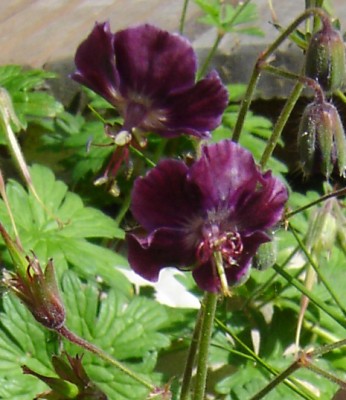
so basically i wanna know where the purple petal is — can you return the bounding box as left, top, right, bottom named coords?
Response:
left=157, top=71, right=229, bottom=138
left=131, top=159, right=202, bottom=231
left=233, top=171, right=288, bottom=233
left=228, top=231, right=270, bottom=283
left=71, top=22, right=120, bottom=106
left=189, top=140, right=259, bottom=209
left=127, top=227, right=195, bottom=282
left=192, top=231, right=269, bottom=292
left=192, top=261, right=220, bottom=293
left=114, top=24, right=197, bottom=98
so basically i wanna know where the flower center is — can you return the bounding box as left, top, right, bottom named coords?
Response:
left=196, top=224, right=243, bottom=267
left=124, top=102, right=148, bottom=131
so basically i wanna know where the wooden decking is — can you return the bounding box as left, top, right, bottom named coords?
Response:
left=1, top=0, right=346, bottom=98
left=0, top=0, right=202, bottom=67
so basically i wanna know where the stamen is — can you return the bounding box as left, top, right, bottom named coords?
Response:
left=213, top=251, right=232, bottom=297
left=132, top=127, right=147, bottom=148
left=196, top=225, right=243, bottom=295
left=114, top=130, right=132, bottom=146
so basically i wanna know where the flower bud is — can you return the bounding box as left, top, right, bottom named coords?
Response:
left=0, top=225, right=66, bottom=330
left=306, top=199, right=337, bottom=256
left=298, top=100, right=346, bottom=178
left=305, top=20, right=345, bottom=93
left=3, top=255, right=66, bottom=330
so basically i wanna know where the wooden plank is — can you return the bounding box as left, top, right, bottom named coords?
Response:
left=0, top=0, right=201, bottom=67
left=1, top=0, right=346, bottom=70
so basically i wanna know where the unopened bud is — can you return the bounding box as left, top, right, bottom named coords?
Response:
left=298, top=100, right=346, bottom=178
left=4, top=255, right=66, bottom=330
left=305, top=20, right=345, bottom=93
left=306, top=199, right=337, bottom=256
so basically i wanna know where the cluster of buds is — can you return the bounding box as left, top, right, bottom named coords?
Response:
left=298, top=17, right=346, bottom=178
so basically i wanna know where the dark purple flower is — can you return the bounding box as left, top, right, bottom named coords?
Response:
left=71, top=23, right=228, bottom=179
left=126, top=140, right=288, bottom=294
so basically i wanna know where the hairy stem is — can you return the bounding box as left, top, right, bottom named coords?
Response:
left=56, top=325, right=155, bottom=391
left=232, top=7, right=329, bottom=143
left=193, top=292, right=218, bottom=400
left=179, top=0, right=190, bottom=34
left=180, top=305, right=203, bottom=400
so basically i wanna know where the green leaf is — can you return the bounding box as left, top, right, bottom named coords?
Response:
left=0, top=164, right=130, bottom=294
left=60, top=271, right=172, bottom=399
left=194, top=0, right=263, bottom=35
left=54, top=117, right=114, bottom=182
left=0, top=294, right=56, bottom=399
left=0, top=271, right=174, bottom=399
left=0, top=65, right=63, bottom=141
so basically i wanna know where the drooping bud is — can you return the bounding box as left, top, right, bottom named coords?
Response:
left=305, top=19, right=346, bottom=93
left=298, top=100, right=346, bottom=178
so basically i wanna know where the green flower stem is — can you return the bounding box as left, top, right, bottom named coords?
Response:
left=262, top=64, right=303, bottom=81
left=179, top=0, right=190, bottom=34
left=231, top=63, right=261, bottom=143
left=303, top=360, right=346, bottom=389
left=273, top=263, right=346, bottom=329
left=215, top=318, right=316, bottom=400
left=56, top=325, right=155, bottom=392
left=129, top=145, right=156, bottom=167
left=260, top=80, right=303, bottom=168
left=197, top=32, right=224, bottom=80
left=192, top=291, right=218, bottom=400
left=197, top=0, right=252, bottom=80
left=250, top=361, right=302, bottom=400
left=286, top=187, right=346, bottom=219
left=305, top=321, right=342, bottom=344
left=246, top=245, right=300, bottom=307
left=336, top=88, right=346, bottom=104
left=0, top=171, right=21, bottom=245
left=261, top=64, right=325, bottom=100
left=232, top=7, right=328, bottom=143
left=289, top=222, right=346, bottom=316
left=180, top=306, right=204, bottom=400
left=0, top=89, right=49, bottom=217
left=310, top=338, right=346, bottom=358
left=114, top=193, right=131, bottom=226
